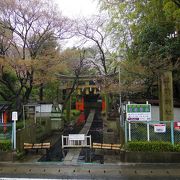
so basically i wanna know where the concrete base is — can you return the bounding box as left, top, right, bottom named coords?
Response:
left=0, top=151, right=16, bottom=161
left=120, top=151, right=180, bottom=163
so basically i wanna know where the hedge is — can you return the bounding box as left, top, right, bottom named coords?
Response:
left=0, top=140, right=12, bottom=151
left=126, top=141, right=180, bottom=152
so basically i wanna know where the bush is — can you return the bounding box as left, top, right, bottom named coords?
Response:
left=126, top=141, right=177, bottom=152
left=174, top=144, right=180, bottom=152
left=63, top=109, right=80, bottom=122
left=71, top=110, right=81, bottom=116
left=16, top=120, right=24, bottom=130
left=0, top=140, right=11, bottom=151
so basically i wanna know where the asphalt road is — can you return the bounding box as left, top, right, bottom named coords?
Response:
left=0, top=162, right=180, bottom=179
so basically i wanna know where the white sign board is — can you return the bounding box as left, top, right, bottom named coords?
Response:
left=69, top=134, right=85, bottom=141
left=126, top=104, right=151, bottom=121
left=127, top=113, right=151, bottom=121
left=12, top=111, right=18, bottom=121
left=154, top=124, right=166, bottom=133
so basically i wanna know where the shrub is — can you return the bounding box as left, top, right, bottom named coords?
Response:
left=71, top=110, right=81, bottom=116
left=174, top=144, right=180, bottom=152
left=63, top=109, right=80, bottom=122
left=126, top=141, right=175, bottom=152
left=0, top=140, right=11, bottom=151
left=16, top=120, right=24, bottom=130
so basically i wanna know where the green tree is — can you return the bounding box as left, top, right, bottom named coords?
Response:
left=100, top=0, right=180, bottom=97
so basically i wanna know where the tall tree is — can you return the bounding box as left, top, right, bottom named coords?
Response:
left=100, top=0, right=180, bottom=120
left=75, top=15, right=116, bottom=76
left=0, top=0, right=72, bottom=112
left=99, top=0, right=180, bottom=91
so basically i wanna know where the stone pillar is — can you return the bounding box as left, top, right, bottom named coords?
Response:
left=159, top=71, right=174, bottom=121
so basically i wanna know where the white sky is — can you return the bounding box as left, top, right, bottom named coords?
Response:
left=54, top=0, right=99, bottom=18
left=53, top=0, right=99, bottom=48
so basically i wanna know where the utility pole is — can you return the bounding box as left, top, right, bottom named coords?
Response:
left=119, top=66, right=122, bottom=125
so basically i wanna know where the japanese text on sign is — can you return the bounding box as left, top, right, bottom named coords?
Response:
left=126, top=104, right=151, bottom=121
left=154, top=124, right=166, bottom=133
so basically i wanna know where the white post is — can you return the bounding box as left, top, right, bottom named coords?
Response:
left=62, top=135, right=64, bottom=149
left=90, top=135, right=91, bottom=148
left=146, top=101, right=150, bottom=141
left=13, top=121, right=16, bottom=149
left=147, top=122, right=150, bottom=141
left=12, top=111, right=18, bottom=150
left=129, top=122, right=131, bottom=141
left=2, top=113, right=3, bottom=123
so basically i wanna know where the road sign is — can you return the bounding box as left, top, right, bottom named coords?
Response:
left=126, top=104, right=151, bottom=121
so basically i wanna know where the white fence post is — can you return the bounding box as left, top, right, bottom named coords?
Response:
left=147, top=122, right=150, bottom=141
left=129, top=122, right=131, bottom=141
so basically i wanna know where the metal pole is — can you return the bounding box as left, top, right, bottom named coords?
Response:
left=13, top=120, right=16, bottom=150
left=23, top=105, right=25, bottom=128
left=129, top=122, right=131, bottom=141
left=119, top=66, right=122, bottom=125
left=171, top=121, right=174, bottom=145
left=125, top=120, right=128, bottom=144
left=12, top=111, right=18, bottom=150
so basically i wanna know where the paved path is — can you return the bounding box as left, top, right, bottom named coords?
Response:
left=63, top=110, right=95, bottom=164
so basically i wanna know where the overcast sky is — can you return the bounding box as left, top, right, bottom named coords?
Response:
left=54, top=0, right=99, bottom=18
left=53, top=0, right=99, bottom=48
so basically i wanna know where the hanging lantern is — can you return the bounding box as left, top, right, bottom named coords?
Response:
left=77, top=89, right=81, bottom=95
left=94, top=88, right=97, bottom=94
left=85, top=88, right=89, bottom=95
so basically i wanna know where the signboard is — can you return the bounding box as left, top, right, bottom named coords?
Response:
left=126, top=104, right=151, bottom=121
left=12, top=111, right=18, bottom=121
left=69, top=134, right=85, bottom=141
left=174, top=122, right=180, bottom=131
left=154, top=124, right=166, bottom=133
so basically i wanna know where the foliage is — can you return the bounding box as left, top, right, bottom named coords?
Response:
left=99, top=0, right=180, bottom=98
left=16, top=120, right=24, bottom=130
left=0, top=0, right=72, bottom=110
left=126, top=141, right=180, bottom=152
left=0, top=139, right=11, bottom=151
left=174, top=143, right=180, bottom=152
left=63, top=109, right=80, bottom=122
left=75, top=15, right=115, bottom=76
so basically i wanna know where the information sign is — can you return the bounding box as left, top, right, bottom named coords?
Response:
left=126, top=104, right=151, bottom=121
left=69, top=134, right=85, bottom=141
left=174, top=122, right=180, bottom=131
left=12, top=111, right=18, bottom=121
left=154, top=124, right=166, bottom=133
